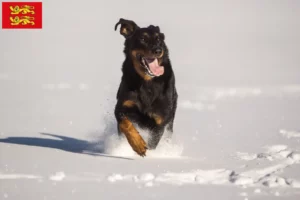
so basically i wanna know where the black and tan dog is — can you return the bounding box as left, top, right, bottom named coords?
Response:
left=114, top=18, right=178, bottom=157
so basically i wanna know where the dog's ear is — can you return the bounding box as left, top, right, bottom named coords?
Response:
left=148, top=25, right=160, bottom=33
left=115, top=18, right=139, bottom=38
left=160, top=33, right=165, bottom=40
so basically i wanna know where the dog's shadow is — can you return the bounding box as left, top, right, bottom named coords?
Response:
left=0, top=120, right=133, bottom=160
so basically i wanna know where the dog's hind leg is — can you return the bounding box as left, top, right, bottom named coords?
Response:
left=147, top=126, right=165, bottom=150
left=162, top=121, right=174, bottom=144
left=166, top=120, right=174, bottom=133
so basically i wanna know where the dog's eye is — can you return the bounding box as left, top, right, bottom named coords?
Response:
left=140, top=37, right=146, bottom=42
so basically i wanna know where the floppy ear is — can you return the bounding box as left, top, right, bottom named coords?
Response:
left=114, top=18, right=139, bottom=38
left=148, top=25, right=160, bottom=32
left=160, top=33, right=165, bottom=40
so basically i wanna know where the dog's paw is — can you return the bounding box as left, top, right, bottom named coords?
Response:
left=126, top=132, right=148, bottom=157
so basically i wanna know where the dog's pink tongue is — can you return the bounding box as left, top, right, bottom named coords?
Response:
left=148, top=59, right=164, bottom=76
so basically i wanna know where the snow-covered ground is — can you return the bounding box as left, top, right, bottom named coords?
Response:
left=1, top=0, right=300, bottom=199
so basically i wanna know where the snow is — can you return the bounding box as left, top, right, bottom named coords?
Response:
left=1, top=0, right=300, bottom=199
left=49, top=172, right=66, bottom=181
left=0, top=174, right=41, bottom=180
left=280, top=130, right=300, bottom=139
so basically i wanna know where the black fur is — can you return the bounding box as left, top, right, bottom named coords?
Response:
left=114, top=18, right=178, bottom=153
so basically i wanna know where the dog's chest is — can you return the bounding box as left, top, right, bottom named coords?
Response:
left=138, top=82, right=164, bottom=112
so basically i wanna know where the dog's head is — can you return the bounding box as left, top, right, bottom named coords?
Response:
left=115, top=18, right=168, bottom=80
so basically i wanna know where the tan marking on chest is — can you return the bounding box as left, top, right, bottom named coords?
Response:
left=123, top=100, right=136, bottom=108
left=148, top=113, right=163, bottom=125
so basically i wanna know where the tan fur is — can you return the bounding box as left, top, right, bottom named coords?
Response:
left=119, top=117, right=147, bottom=156
left=143, top=32, right=150, bottom=37
left=121, top=27, right=128, bottom=35
left=123, top=100, right=136, bottom=108
left=148, top=113, right=164, bottom=125
left=131, top=50, right=153, bottom=81
left=153, top=115, right=163, bottom=125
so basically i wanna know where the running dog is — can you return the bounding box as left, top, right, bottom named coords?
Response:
left=114, top=18, right=178, bottom=157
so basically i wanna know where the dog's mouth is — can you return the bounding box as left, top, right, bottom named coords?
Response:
left=136, top=54, right=164, bottom=77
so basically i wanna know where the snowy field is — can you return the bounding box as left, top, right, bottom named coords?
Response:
left=1, top=0, right=300, bottom=199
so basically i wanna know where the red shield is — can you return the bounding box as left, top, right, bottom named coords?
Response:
left=2, top=2, right=42, bottom=29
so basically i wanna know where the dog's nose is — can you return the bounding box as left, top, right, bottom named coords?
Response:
left=153, top=48, right=162, bottom=56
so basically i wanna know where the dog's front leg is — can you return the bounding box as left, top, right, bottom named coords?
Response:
left=115, top=101, right=148, bottom=157
left=119, top=116, right=148, bottom=157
